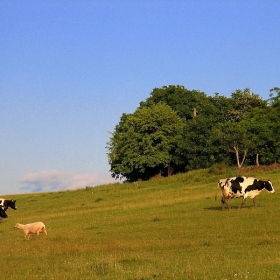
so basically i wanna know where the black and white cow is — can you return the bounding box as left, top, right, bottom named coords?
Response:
left=0, top=199, right=17, bottom=218
left=217, top=176, right=275, bottom=210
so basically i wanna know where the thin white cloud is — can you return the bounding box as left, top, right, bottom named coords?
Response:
left=20, top=170, right=116, bottom=193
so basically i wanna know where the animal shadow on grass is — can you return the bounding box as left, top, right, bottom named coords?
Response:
left=204, top=204, right=265, bottom=211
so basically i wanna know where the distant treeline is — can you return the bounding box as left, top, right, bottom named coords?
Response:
left=107, top=85, right=280, bottom=181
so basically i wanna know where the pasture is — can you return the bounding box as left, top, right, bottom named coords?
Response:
left=1, top=165, right=280, bottom=279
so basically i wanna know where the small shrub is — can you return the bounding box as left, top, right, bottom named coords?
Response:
left=208, top=163, right=228, bottom=175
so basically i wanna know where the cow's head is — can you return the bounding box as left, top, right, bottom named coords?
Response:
left=8, top=200, right=17, bottom=210
left=264, top=180, right=276, bottom=194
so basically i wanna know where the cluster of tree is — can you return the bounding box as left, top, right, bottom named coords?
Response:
left=107, top=85, right=280, bottom=182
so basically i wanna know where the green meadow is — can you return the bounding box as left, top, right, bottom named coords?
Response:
left=1, top=165, right=280, bottom=280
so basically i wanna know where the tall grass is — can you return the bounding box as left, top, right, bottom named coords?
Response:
left=1, top=166, right=280, bottom=279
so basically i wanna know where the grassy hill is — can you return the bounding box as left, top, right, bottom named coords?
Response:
left=1, top=165, right=280, bottom=279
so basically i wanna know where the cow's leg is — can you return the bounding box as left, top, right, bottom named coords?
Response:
left=253, top=197, right=257, bottom=208
left=221, top=197, right=231, bottom=211
left=221, top=198, right=225, bottom=211
left=225, top=200, right=231, bottom=210
left=238, top=198, right=247, bottom=209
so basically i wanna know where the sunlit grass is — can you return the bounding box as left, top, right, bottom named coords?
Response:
left=0, top=166, right=280, bottom=279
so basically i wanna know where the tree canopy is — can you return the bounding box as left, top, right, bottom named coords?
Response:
left=107, top=103, right=185, bottom=181
left=107, top=85, right=280, bottom=182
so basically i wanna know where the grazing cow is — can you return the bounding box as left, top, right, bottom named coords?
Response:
left=217, top=176, right=275, bottom=210
left=0, top=199, right=17, bottom=218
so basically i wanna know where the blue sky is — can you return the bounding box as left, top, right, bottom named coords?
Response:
left=1, top=1, right=279, bottom=195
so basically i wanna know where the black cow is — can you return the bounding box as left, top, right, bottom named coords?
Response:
left=0, top=199, right=17, bottom=218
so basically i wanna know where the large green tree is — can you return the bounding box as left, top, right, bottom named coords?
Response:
left=208, top=88, right=269, bottom=167
left=107, top=85, right=280, bottom=181
left=107, top=103, right=185, bottom=181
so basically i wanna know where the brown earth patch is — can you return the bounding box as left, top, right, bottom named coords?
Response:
left=236, top=163, right=280, bottom=175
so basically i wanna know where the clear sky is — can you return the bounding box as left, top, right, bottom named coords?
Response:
left=1, top=1, right=279, bottom=195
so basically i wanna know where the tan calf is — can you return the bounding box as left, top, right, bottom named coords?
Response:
left=14, top=222, right=47, bottom=240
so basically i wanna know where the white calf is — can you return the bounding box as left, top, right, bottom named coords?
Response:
left=14, top=222, right=47, bottom=240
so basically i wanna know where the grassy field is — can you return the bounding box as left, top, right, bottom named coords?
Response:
left=1, top=165, right=280, bottom=279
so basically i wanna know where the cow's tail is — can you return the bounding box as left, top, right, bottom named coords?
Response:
left=215, top=182, right=221, bottom=200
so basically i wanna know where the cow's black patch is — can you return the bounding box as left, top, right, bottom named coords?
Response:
left=236, top=177, right=245, bottom=183
left=0, top=208, right=8, bottom=218
left=230, top=177, right=243, bottom=194
left=263, top=181, right=273, bottom=192
left=244, top=179, right=264, bottom=193
left=3, top=200, right=17, bottom=211
left=0, top=200, right=17, bottom=219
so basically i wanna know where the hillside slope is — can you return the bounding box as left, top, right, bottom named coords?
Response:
left=1, top=166, right=280, bottom=279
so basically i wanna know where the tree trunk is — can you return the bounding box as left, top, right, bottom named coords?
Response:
left=167, top=166, right=173, bottom=176
left=240, top=149, right=247, bottom=167
left=256, top=153, right=259, bottom=166
left=193, top=108, right=197, bottom=117
left=232, top=146, right=240, bottom=167
left=232, top=146, right=247, bottom=168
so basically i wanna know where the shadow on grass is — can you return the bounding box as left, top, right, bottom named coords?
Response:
left=204, top=205, right=264, bottom=211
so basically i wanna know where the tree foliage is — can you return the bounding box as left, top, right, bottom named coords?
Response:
left=107, top=85, right=280, bottom=182
left=107, top=103, right=185, bottom=181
